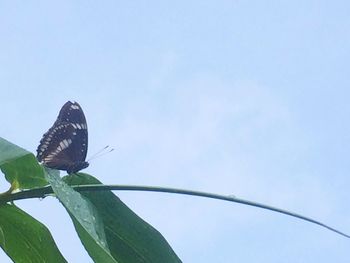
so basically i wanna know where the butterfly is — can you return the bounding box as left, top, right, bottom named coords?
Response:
left=37, top=101, right=89, bottom=174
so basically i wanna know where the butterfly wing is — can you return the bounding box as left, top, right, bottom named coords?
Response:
left=37, top=101, right=88, bottom=173
left=55, top=101, right=88, bottom=163
left=37, top=122, right=77, bottom=170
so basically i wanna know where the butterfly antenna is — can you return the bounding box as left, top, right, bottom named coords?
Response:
left=87, top=146, right=114, bottom=162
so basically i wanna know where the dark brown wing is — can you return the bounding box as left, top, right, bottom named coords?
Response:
left=36, top=101, right=88, bottom=173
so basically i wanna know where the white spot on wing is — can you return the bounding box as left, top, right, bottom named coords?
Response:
left=61, top=139, right=72, bottom=149
left=72, top=123, right=87, bottom=130
left=59, top=141, right=64, bottom=149
left=70, top=104, right=80, bottom=110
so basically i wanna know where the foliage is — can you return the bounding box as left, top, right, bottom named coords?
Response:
left=0, top=137, right=181, bottom=263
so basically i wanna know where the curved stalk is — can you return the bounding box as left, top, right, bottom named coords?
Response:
left=0, top=184, right=349, bottom=239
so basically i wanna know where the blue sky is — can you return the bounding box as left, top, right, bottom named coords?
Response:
left=1, top=1, right=350, bottom=262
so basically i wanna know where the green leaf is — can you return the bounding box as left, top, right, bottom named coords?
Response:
left=64, top=173, right=182, bottom=263
left=0, top=204, right=67, bottom=263
left=0, top=137, right=47, bottom=190
left=44, top=168, right=117, bottom=263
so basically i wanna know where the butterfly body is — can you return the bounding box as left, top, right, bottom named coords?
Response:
left=37, top=101, right=89, bottom=174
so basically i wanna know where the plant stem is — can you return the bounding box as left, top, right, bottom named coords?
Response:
left=1, top=184, right=349, bottom=239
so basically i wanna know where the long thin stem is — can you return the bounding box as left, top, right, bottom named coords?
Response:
left=1, top=184, right=349, bottom=239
